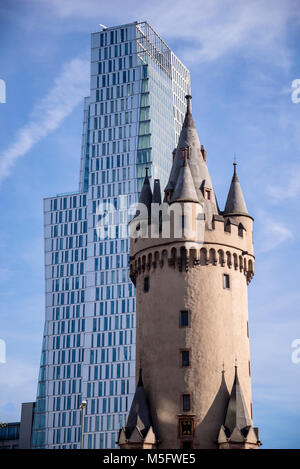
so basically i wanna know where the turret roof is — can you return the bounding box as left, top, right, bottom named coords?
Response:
left=139, top=168, right=152, bottom=211
left=223, top=163, right=249, bottom=216
left=170, top=154, right=199, bottom=203
left=224, top=366, right=252, bottom=437
left=123, top=369, right=157, bottom=440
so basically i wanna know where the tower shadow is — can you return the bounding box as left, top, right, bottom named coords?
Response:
left=194, top=370, right=230, bottom=449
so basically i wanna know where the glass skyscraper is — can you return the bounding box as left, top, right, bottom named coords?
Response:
left=31, top=21, right=190, bottom=449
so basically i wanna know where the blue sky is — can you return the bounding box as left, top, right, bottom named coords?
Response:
left=0, top=0, right=300, bottom=449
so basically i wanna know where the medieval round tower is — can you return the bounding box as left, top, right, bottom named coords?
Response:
left=118, top=96, right=260, bottom=450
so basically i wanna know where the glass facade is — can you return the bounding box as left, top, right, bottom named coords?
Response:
left=0, top=423, right=20, bottom=449
left=32, top=21, right=190, bottom=449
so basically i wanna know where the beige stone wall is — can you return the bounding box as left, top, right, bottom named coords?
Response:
left=131, top=212, right=254, bottom=449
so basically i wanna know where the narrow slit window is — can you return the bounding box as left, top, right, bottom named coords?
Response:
left=182, top=394, right=191, bottom=412
left=223, top=274, right=230, bottom=289
left=144, top=276, right=149, bottom=293
left=205, top=189, right=211, bottom=200
left=180, top=310, right=189, bottom=327
left=181, top=350, right=190, bottom=367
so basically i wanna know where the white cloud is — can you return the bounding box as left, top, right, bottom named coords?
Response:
left=41, top=0, right=298, bottom=66
left=267, top=166, right=300, bottom=202
left=255, top=213, right=293, bottom=254
left=0, top=56, right=89, bottom=185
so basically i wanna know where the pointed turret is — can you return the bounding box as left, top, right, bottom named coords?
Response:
left=224, top=366, right=251, bottom=435
left=223, top=163, right=249, bottom=217
left=134, top=168, right=153, bottom=225
left=217, top=366, right=261, bottom=449
left=118, top=369, right=158, bottom=449
left=164, top=95, right=219, bottom=226
left=139, top=167, right=152, bottom=211
left=170, top=154, right=199, bottom=204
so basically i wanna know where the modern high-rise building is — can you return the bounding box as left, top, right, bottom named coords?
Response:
left=31, top=21, right=190, bottom=449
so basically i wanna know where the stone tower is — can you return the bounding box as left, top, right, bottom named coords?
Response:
left=118, top=96, right=261, bottom=449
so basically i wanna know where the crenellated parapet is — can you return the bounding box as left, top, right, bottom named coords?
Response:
left=130, top=205, right=255, bottom=286
left=130, top=243, right=254, bottom=286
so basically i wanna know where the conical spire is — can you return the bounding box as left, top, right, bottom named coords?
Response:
left=123, top=369, right=157, bottom=439
left=164, top=95, right=219, bottom=221
left=170, top=154, right=199, bottom=204
left=224, top=366, right=252, bottom=436
left=182, top=94, right=196, bottom=129
left=224, top=163, right=249, bottom=216
left=139, top=167, right=152, bottom=213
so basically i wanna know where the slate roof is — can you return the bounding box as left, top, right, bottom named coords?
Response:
left=123, top=369, right=157, bottom=440
left=223, top=163, right=249, bottom=216
left=223, top=366, right=252, bottom=437
left=139, top=168, right=152, bottom=211
left=170, top=154, right=199, bottom=203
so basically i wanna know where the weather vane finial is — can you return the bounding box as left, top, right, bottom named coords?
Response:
left=185, top=94, right=192, bottom=113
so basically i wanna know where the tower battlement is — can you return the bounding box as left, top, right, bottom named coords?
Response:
left=130, top=243, right=254, bottom=286
left=130, top=203, right=255, bottom=286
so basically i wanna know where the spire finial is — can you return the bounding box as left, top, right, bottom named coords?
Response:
left=233, top=161, right=238, bottom=182
left=233, top=154, right=237, bottom=176
left=185, top=94, right=192, bottom=113
left=145, top=167, right=149, bottom=178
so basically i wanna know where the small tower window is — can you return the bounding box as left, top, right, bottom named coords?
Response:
left=180, top=310, right=189, bottom=327
left=182, top=394, right=191, bottom=412
left=224, top=219, right=231, bottom=233
left=205, top=189, right=211, bottom=200
left=238, top=223, right=244, bottom=237
left=181, top=350, right=190, bottom=367
left=223, top=274, right=230, bottom=289
left=144, top=276, right=149, bottom=292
